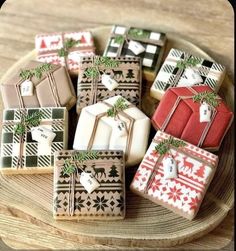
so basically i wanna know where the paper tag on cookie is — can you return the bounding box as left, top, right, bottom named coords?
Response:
left=128, top=40, right=145, bottom=55
left=113, top=120, right=127, bottom=138
left=31, top=126, right=56, bottom=145
left=80, top=172, right=100, bottom=193
left=199, top=102, right=212, bottom=122
left=163, top=157, right=178, bottom=179
left=185, top=68, right=203, bottom=85
left=102, top=74, right=119, bottom=91
left=21, top=80, right=34, bottom=96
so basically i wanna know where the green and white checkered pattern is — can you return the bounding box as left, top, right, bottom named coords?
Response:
left=0, top=107, right=68, bottom=171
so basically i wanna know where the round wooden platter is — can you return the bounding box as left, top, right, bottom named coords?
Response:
left=0, top=26, right=234, bottom=249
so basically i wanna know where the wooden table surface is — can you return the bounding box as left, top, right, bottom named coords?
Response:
left=0, top=0, right=234, bottom=250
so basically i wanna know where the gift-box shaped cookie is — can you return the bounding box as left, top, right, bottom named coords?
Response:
left=151, top=86, right=233, bottom=151
left=77, top=56, right=142, bottom=114
left=73, top=96, right=151, bottom=166
left=35, top=31, right=95, bottom=75
left=150, top=48, right=226, bottom=100
left=0, top=61, right=76, bottom=110
left=103, top=25, right=166, bottom=81
left=53, top=150, right=125, bottom=220
left=0, top=107, right=68, bottom=175
left=130, top=131, right=218, bottom=220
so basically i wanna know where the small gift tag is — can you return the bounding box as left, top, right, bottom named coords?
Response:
left=113, top=120, right=127, bottom=138
left=185, top=68, right=203, bottom=85
left=102, top=74, right=119, bottom=91
left=128, top=40, right=145, bottom=55
left=199, top=102, right=212, bottom=122
left=163, top=156, right=178, bottom=179
left=80, top=172, right=100, bottom=193
left=31, top=126, right=56, bottom=145
left=20, top=80, right=34, bottom=96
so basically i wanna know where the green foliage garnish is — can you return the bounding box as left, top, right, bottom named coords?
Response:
left=114, top=35, right=125, bottom=44
left=62, top=151, right=99, bottom=176
left=155, top=137, right=186, bottom=155
left=84, top=57, right=119, bottom=79
left=107, top=97, right=129, bottom=117
left=193, top=91, right=219, bottom=107
left=176, top=57, right=201, bottom=70
left=128, top=28, right=149, bottom=39
left=58, top=38, right=79, bottom=57
left=14, top=111, right=43, bottom=135
left=20, top=63, right=52, bottom=81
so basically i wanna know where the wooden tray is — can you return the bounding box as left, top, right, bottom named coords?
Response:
left=0, top=26, right=234, bottom=248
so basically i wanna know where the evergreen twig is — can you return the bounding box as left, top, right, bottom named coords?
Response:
left=107, top=97, right=129, bottom=117
left=155, top=137, right=186, bottom=155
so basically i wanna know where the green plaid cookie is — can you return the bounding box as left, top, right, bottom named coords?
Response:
left=0, top=107, right=68, bottom=175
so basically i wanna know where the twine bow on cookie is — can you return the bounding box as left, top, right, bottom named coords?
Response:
left=144, top=136, right=186, bottom=193
left=87, top=97, right=135, bottom=161
left=83, top=56, right=120, bottom=105
left=111, top=27, right=164, bottom=56
left=61, top=151, right=99, bottom=216
left=15, top=63, right=61, bottom=108
left=159, top=87, right=221, bottom=148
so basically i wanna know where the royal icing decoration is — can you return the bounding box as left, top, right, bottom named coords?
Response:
left=79, top=172, right=100, bottom=193
left=31, top=126, right=56, bottom=145
left=20, top=80, right=34, bottom=96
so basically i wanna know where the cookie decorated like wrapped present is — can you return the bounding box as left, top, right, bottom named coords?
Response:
left=35, top=31, right=95, bottom=75
left=73, top=96, right=151, bottom=166
left=53, top=150, right=125, bottom=220
left=0, top=61, right=76, bottom=110
left=0, top=107, right=68, bottom=175
left=150, top=48, right=226, bottom=100
left=130, top=130, right=219, bottom=220
left=151, top=86, right=233, bottom=151
left=77, top=56, right=142, bottom=114
left=103, top=25, right=166, bottom=81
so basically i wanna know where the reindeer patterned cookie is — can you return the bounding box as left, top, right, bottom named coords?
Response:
left=77, top=56, right=142, bottom=114
left=53, top=150, right=125, bottom=220
left=130, top=131, right=218, bottom=220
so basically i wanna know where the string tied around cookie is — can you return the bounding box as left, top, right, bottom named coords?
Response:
left=62, top=151, right=100, bottom=216
left=145, top=136, right=187, bottom=194
left=192, top=90, right=220, bottom=123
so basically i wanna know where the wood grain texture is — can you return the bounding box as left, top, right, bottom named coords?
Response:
left=0, top=0, right=234, bottom=250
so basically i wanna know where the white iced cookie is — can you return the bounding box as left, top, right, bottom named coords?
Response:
left=80, top=172, right=100, bottom=193
left=31, top=126, right=56, bottom=145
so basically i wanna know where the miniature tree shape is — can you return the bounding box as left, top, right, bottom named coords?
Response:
left=126, top=69, right=135, bottom=79
left=40, top=39, right=47, bottom=49
left=108, top=165, right=119, bottom=177
left=195, top=165, right=205, bottom=178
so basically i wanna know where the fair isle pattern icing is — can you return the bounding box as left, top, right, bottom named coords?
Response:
left=131, top=131, right=218, bottom=219
left=35, top=31, right=95, bottom=72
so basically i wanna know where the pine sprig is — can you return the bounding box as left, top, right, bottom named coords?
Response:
left=114, top=35, right=125, bottom=44
left=14, top=111, right=43, bottom=135
left=62, top=151, right=99, bottom=176
left=84, top=57, right=119, bottom=79
left=20, top=63, right=52, bottom=81
left=128, top=28, right=149, bottom=39
left=193, top=91, right=219, bottom=107
left=107, top=97, right=129, bottom=117
left=176, top=57, right=201, bottom=70
left=155, top=137, right=186, bottom=155
left=58, top=38, right=79, bottom=57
